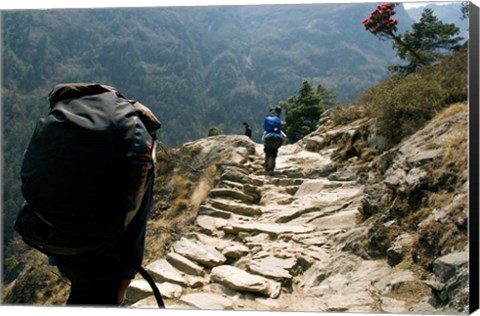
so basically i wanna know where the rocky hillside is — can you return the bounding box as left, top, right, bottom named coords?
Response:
left=3, top=102, right=469, bottom=313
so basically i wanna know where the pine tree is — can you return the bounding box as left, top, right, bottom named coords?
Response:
left=282, top=80, right=330, bottom=143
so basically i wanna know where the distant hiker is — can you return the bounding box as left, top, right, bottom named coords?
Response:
left=15, top=83, right=164, bottom=308
left=243, top=122, right=252, bottom=139
left=262, top=114, right=287, bottom=173
left=269, top=105, right=282, bottom=119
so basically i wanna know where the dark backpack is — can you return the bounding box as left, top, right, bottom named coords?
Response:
left=15, top=83, right=166, bottom=308
left=264, top=132, right=284, bottom=149
left=15, top=83, right=161, bottom=258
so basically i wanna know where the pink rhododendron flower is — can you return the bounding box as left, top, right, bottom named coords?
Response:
left=362, top=3, right=398, bottom=35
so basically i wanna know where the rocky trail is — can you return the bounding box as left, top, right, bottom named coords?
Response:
left=125, top=141, right=437, bottom=313
left=2, top=104, right=468, bottom=312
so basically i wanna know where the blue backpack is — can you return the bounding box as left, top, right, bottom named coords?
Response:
left=263, top=115, right=283, bottom=148
left=264, top=115, right=281, bottom=133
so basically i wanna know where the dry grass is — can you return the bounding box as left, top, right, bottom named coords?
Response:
left=384, top=280, right=431, bottom=303
left=329, top=104, right=368, bottom=126
left=438, top=129, right=468, bottom=168
left=143, top=146, right=219, bottom=265
left=434, top=102, right=467, bottom=122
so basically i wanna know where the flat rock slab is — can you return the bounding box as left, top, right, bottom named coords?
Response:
left=199, top=205, right=232, bottom=219
left=223, top=222, right=315, bottom=235
left=274, top=205, right=323, bottom=223
left=211, top=265, right=281, bottom=298
left=295, top=179, right=345, bottom=196
left=373, top=270, right=416, bottom=295
left=180, top=293, right=234, bottom=310
left=292, top=234, right=328, bottom=246
left=248, top=256, right=297, bottom=280
left=308, top=209, right=360, bottom=230
left=209, top=188, right=256, bottom=204
left=126, top=280, right=182, bottom=303
left=324, top=291, right=374, bottom=312
left=314, top=188, right=363, bottom=204
left=220, top=167, right=263, bottom=187
left=193, top=233, right=234, bottom=251
left=173, top=237, right=227, bottom=268
left=380, top=297, right=408, bottom=313
left=196, top=215, right=228, bottom=235
left=131, top=296, right=195, bottom=309
left=210, top=198, right=263, bottom=216
left=146, top=259, right=189, bottom=286
left=166, top=252, right=205, bottom=277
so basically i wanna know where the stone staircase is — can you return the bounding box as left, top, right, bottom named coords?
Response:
left=125, top=143, right=436, bottom=313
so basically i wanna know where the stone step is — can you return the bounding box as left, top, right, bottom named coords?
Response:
left=126, top=280, right=183, bottom=304
left=166, top=252, right=206, bottom=277
left=172, top=237, right=227, bottom=268
left=247, top=256, right=297, bottom=280
left=307, top=209, right=360, bottom=230
left=199, top=205, right=233, bottom=219
left=195, top=214, right=228, bottom=237
left=210, top=265, right=282, bottom=298
left=223, top=222, right=316, bottom=236
left=131, top=296, right=194, bottom=309
left=209, top=188, right=258, bottom=204
left=209, top=198, right=263, bottom=216
left=179, top=293, right=235, bottom=310
left=145, top=259, right=205, bottom=288
left=128, top=137, right=440, bottom=313
left=220, top=166, right=264, bottom=187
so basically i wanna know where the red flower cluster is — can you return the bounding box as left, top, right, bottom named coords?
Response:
left=362, top=3, right=398, bottom=35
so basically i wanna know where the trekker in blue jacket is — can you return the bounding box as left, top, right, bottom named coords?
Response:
left=262, top=114, right=287, bottom=173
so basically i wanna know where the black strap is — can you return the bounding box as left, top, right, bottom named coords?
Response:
left=135, top=264, right=165, bottom=309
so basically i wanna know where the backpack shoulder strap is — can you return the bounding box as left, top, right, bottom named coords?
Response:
left=135, top=263, right=165, bottom=308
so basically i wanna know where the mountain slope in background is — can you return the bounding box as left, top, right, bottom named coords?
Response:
left=3, top=3, right=413, bottom=146
left=2, top=3, right=414, bottom=249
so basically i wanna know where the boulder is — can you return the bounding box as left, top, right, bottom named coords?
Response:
left=433, top=252, right=468, bottom=283
left=386, top=233, right=414, bottom=266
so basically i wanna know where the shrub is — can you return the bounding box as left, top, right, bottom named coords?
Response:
left=356, top=49, right=467, bottom=146
left=207, top=126, right=222, bottom=137
left=330, top=104, right=368, bottom=126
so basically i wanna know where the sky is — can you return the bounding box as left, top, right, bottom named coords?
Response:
left=402, top=1, right=461, bottom=9
left=0, top=0, right=471, bottom=10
